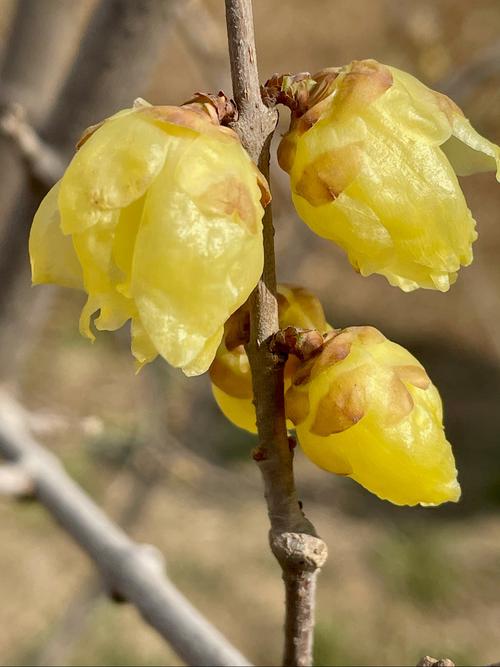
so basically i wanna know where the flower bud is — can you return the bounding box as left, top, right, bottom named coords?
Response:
left=286, top=326, right=460, bottom=506
left=278, top=59, right=500, bottom=292
left=29, top=99, right=270, bottom=375
left=210, top=284, right=330, bottom=432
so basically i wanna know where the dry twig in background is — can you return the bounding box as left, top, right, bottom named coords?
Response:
left=0, top=391, right=251, bottom=667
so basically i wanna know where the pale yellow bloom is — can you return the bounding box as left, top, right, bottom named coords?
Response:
left=279, top=59, right=500, bottom=292
left=30, top=101, right=269, bottom=375
left=210, top=284, right=330, bottom=432
left=285, top=326, right=460, bottom=506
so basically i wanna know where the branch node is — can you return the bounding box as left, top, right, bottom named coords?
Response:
left=252, top=446, right=268, bottom=462
left=417, top=657, right=455, bottom=667
left=271, top=532, right=328, bottom=574
left=270, top=326, right=325, bottom=361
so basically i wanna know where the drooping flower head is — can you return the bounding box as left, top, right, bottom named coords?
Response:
left=29, top=98, right=270, bottom=375
left=286, top=326, right=460, bottom=506
left=277, top=59, right=500, bottom=292
left=210, top=284, right=331, bottom=432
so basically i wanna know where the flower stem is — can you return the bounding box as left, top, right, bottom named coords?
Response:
left=224, top=1, right=327, bottom=664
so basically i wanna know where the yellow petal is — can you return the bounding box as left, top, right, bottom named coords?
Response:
left=282, top=59, right=493, bottom=292
left=211, top=384, right=257, bottom=434
left=58, top=111, right=170, bottom=234
left=131, top=131, right=264, bottom=375
left=29, top=182, right=83, bottom=290
left=131, top=316, right=158, bottom=371
left=291, top=327, right=460, bottom=506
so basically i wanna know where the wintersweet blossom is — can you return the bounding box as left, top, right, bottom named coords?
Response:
left=29, top=100, right=269, bottom=375
left=278, top=59, right=500, bottom=292
left=285, top=326, right=460, bottom=506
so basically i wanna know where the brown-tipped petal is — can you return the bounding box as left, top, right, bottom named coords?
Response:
left=383, top=374, right=415, bottom=426
left=394, top=364, right=431, bottom=390
left=223, top=305, right=250, bottom=351
left=311, top=377, right=366, bottom=435
left=209, top=351, right=253, bottom=399
left=354, top=326, right=387, bottom=345
left=285, top=385, right=310, bottom=426
left=284, top=354, right=302, bottom=381
left=295, top=144, right=362, bottom=207
left=335, top=59, right=393, bottom=112
left=252, top=162, right=272, bottom=207
left=310, top=330, right=354, bottom=379
left=139, top=104, right=239, bottom=139
left=291, top=356, right=317, bottom=386
left=277, top=134, right=297, bottom=174
left=196, top=176, right=260, bottom=234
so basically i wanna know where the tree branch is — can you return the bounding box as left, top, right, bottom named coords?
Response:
left=224, top=2, right=327, bottom=665
left=0, top=392, right=251, bottom=667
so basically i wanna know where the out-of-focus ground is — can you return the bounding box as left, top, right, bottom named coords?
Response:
left=1, top=0, right=500, bottom=665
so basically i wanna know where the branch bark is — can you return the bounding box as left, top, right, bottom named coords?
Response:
left=0, top=392, right=251, bottom=667
left=224, top=2, right=327, bottom=665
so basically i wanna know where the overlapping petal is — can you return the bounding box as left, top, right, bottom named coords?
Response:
left=279, top=59, right=499, bottom=292
left=286, top=326, right=460, bottom=506
left=29, top=103, right=268, bottom=375
left=210, top=284, right=330, bottom=432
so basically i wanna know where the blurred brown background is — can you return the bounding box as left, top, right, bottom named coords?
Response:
left=0, top=1, right=499, bottom=665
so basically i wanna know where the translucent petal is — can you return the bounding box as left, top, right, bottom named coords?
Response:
left=72, top=218, right=119, bottom=294
left=29, top=182, right=83, bottom=290
left=132, top=132, right=264, bottom=375
left=387, top=67, right=452, bottom=144
left=442, top=120, right=500, bottom=179
left=290, top=328, right=460, bottom=506
left=131, top=316, right=158, bottom=370
left=58, top=112, right=170, bottom=234
left=281, top=60, right=497, bottom=292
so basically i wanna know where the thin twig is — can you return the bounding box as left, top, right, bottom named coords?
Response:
left=0, top=391, right=251, bottom=667
left=0, top=104, right=65, bottom=186
left=224, top=2, right=327, bottom=665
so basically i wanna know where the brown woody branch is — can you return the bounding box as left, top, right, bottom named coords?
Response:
left=224, top=1, right=327, bottom=665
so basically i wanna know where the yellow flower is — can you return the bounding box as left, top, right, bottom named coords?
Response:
left=278, top=59, right=500, bottom=292
left=29, top=100, right=269, bottom=375
left=210, top=284, right=330, bottom=433
left=285, top=326, right=460, bottom=506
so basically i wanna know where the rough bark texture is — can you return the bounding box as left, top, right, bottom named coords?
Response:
left=225, top=1, right=327, bottom=665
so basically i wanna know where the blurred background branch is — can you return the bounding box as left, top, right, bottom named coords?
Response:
left=0, top=390, right=251, bottom=667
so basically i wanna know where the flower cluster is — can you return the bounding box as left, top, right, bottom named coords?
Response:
left=29, top=60, right=500, bottom=506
